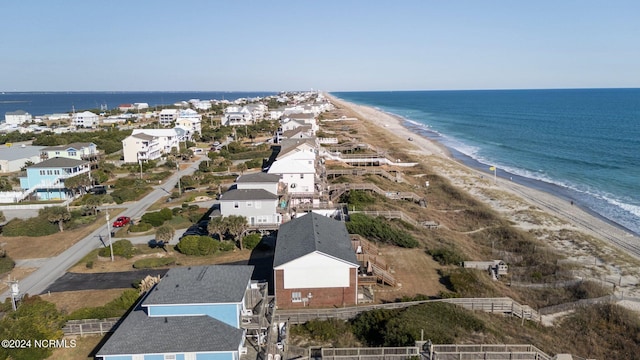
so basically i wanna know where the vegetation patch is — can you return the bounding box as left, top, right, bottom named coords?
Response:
left=176, top=235, right=234, bottom=256
left=66, top=289, right=140, bottom=320
left=98, top=239, right=136, bottom=259
left=1, top=216, right=59, bottom=237
left=133, top=257, right=176, bottom=269
left=346, top=213, right=419, bottom=248
left=427, top=246, right=465, bottom=266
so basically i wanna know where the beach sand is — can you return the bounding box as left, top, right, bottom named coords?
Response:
left=325, top=93, right=640, bottom=307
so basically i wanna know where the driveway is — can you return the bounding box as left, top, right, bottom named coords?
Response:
left=43, top=269, right=169, bottom=293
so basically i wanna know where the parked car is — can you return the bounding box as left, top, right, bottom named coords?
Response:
left=89, top=185, right=107, bottom=195
left=112, top=216, right=131, bottom=228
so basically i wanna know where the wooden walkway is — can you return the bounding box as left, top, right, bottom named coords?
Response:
left=328, top=183, right=423, bottom=203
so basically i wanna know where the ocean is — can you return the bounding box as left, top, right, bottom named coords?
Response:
left=332, top=89, right=640, bottom=236
left=0, top=91, right=276, bottom=117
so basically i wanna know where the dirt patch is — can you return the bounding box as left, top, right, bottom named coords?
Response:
left=47, top=334, right=103, bottom=360
left=0, top=267, right=36, bottom=293
left=43, top=288, right=128, bottom=314
left=374, top=245, right=447, bottom=302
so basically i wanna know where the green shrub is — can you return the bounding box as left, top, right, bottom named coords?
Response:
left=0, top=254, right=15, bottom=275
left=243, top=233, right=262, bottom=250
left=141, top=208, right=173, bottom=227
left=428, top=246, right=465, bottom=265
left=244, top=158, right=263, bottom=169
left=346, top=213, right=419, bottom=248
left=341, top=190, right=375, bottom=210
left=129, top=222, right=153, bottom=233
left=177, top=235, right=219, bottom=256
left=99, top=239, right=135, bottom=259
left=67, top=289, right=140, bottom=320
left=1, top=217, right=58, bottom=237
left=133, top=257, right=176, bottom=269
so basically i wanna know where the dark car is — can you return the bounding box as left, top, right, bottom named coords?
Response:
left=89, top=185, right=107, bottom=195
left=112, top=216, right=131, bottom=228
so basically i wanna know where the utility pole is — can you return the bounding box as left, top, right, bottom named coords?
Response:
left=177, top=163, right=182, bottom=196
left=105, top=211, right=114, bottom=262
left=5, top=276, right=19, bottom=311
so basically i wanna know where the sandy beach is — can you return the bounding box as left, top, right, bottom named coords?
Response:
left=325, top=93, right=640, bottom=303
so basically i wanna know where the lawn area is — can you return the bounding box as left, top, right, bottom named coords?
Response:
left=46, top=335, right=103, bottom=360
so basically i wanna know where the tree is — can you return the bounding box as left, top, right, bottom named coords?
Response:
left=226, top=215, right=248, bottom=250
left=155, top=225, right=175, bottom=245
left=0, top=210, right=5, bottom=224
left=0, top=177, right=12, bottom=191
left=236, top=162, right=247, bottom=174
left=64, top=172, right=92, bottom=195
left=84, top=195, right=103, bottom=216
left=41, top=206, right=71, bottom=232
left=207, top=216, right=227, bottom=241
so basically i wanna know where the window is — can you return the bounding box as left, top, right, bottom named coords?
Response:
left=40, top=170, right=45, bottom=175
left=255, top=201, right=261, bottom=209
left=164, top=355, right=177, bottom=360
left=292, top=292, right=302, bottom=302
left=246, top=201, right=252, bottom=207
left=46, top=170, right=52, bottom=175
left=234, top=202, right=239, bottom=208
left=300, top=174, right=304, bottom=179
left=54, top=170, right=60, bottom=175
left=68, top=151, right=77, bottom=157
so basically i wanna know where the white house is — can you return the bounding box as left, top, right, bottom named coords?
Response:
left=175, top=108, right=202, bottom=136
left=71, top=111, right=99, bottom=128
left=221, top=106, right=254, bottom=126
left=244, top=103, right=268, bottom=121
left=218, top=189, right=281, bottom=226
left=4, top=110, right=33, bottom=125
left=267, top=138, right=319, bottom=196
left=159, top=109, right=179, bottom=126
left=131, top=128, right=179, bottom=154
left=122, top=133, right=162, bottom=163
left=0, top=145, right=44, bottom=174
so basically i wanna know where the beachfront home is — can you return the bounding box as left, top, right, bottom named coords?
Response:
left=273, top=213, right=359, bottom=308
left=219, top=188, right=281, bottom=227
left=19, top=157, right=90, bottom=200
left=0, top=145, right=44, bottom=174
left=159, top=108, right=179, bottom=126
left=39, top=142, right=99, bottom=162
left=96, top=265, right=254, bottom=360
left=71, top=111, right=99, bottom=128
left=4, top=110, right=32, bottom=125
left=235, top=172, right=282, bottom=196
left=267, top=138, right=318, bottom=197
left=122, top=133, right=162, bottom=163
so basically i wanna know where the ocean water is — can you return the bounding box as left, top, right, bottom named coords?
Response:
left=0, top=91, right=275, bottom=117
left=332, top=89, right=640, bottom=236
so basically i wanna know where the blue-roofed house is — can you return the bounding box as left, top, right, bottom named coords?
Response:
left=96, top=265, right=258, bottom=360
left=273, top=213, right=359, bottom=308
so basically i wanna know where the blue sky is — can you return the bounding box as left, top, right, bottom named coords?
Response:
left=2, top=1, right=639, bottom=91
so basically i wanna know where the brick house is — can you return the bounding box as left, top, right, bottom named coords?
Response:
left=273, top=213, right=359, bottom=308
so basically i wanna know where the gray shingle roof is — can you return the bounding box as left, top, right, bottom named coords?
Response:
left=143, top=265, right=254, bottom=305
left=41, top=142, right=94, bottom=151
left=235, top=172, right=280, bottom=183
left=96, top=306, right=244, bottom=356
left=220, top=188, right=278, bottom=201
left=273, top=213, right=358, bottom=267
left=28, top=157, right=88, bottom=168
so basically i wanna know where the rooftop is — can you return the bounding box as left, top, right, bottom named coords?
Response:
left=235, top=172, right=281, bottom=183
left=28, top=157, right=88, bottom=168
left=220, top=188, right=279, bottom=201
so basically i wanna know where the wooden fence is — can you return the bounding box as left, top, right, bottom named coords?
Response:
left=62, top=317, right=121, bottom=336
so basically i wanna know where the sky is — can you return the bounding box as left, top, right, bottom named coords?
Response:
left=2, top=0, right=639, bottom=92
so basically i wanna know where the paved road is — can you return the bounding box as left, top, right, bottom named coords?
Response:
left=43, top=269, right=169, bottom=293
left=1, top=158, right=207, bottom=300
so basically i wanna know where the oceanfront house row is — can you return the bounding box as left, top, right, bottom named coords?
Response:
left=3, top=110, right=33, bottom=125
left=71, top=111, right=99, bottom=128
left=273, top=213, right=360, bottom=308
left=39, top=142, right=99, bottom=162
left=97, top=265, right=256, bottom=360
left=19, top=157, right=90, bottom=201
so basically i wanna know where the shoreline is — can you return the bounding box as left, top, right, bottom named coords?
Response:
left=325, top=93, right=640, bottom=259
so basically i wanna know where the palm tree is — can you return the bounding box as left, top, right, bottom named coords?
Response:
left=155, top=225, right=175, bottom=247
left=226, top=215, right=248, bottom=250
left=42, top=206, right=71, bottom=232
left=207, top=216, right=227, bottom=241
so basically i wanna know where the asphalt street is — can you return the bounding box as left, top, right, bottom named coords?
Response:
left=1, top=157, right=208, bottom=300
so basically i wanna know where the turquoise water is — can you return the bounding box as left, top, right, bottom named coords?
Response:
left=332, top=89, right=640, bottom=235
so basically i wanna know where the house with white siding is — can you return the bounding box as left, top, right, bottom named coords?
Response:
left=219, top=188, right=281, bottom=226
left=235, top=172, right=282, bottom=195
left=131, top=128, right=179, bottom=154
left=175, top=109, right=202, bottom=136
left=71, top=111, right=99, bottom=128
left=39, top=142, right=98, bottom=161
left=159, top=109, right=179, bottom=126
left=222, top=106, right=254, bottom=126
left=4, top=110, right=32, bottom=125
left=96, top=265, right=255, bottom=360
left=122, top=133, right=162, bottom=163
left=267, top=138, right=318, bottom=197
